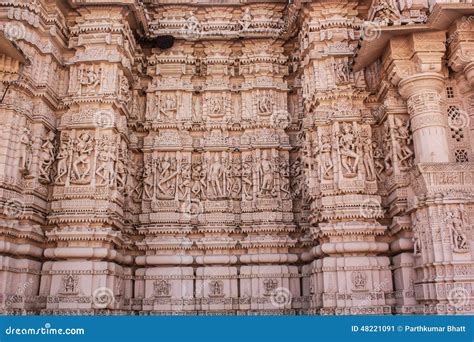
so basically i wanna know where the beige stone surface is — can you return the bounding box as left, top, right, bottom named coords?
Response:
left=0, top=0, right=473, bottom=315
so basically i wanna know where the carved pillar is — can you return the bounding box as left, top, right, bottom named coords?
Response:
left=398, top=73, right=450, bottom=163
left=39, top=6, right=135, bottom=314
left=299, top=1, right=392, bottom=315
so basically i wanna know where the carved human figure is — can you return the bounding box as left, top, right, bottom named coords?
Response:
left=131, top=163, right=144, bottom=202
left=160, top=94, right=177, bottom=120
left=319, top=133, right=334, bottom=180
left=372, top=141, right=385, bottom=181
left=334, top=61, right=349, bottom=84
left=157, top=154, right=177, bottom=197
left=95, top=137, right=116, bottom=187
left=373, top=0, right=401, bottom=24
left=239, top=8, right=253, bottom=30
left=142, top=160, right=154, bottom=200
left=208, top=97, right=223, bottom=117
left=178, top=159, right=191, bottom=200
left=412, top=211, right=423, bottom=255
left=185, top=11, right=201, bottom=33
left=80, top=66, right=101, bottom=94
left=258, top=93, right=272, bottom=115
left=72, top=132, right=93, bottom=183
left=362, top=138, right=376, bottom=181
left=446, top=209, right=469, bottom=251
left=19, top=126, right=33, bottom=175
left=208, top=154, right=225, bottom=198
left=393, top=117, right=413, bottom=170
left=290, top=158, right=303, bottom=199
left=230, top=159, right=242, bottom=199
left=279, top=159, right=291, bottom=200
left=55, top=139, right=71, bottom=185
left=242, top=155, right=253, bottom=200
left=191, top=162, right=206, bottom=198
left=257, top=150, right=275, bottom=197
left=116, top=143, right=128, bottom=191
left=38, top=131, right=56, bottom=184
left=338, top=123, right=359, bottom=177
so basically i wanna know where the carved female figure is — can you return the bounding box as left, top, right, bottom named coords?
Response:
left=338, top=123, right=359, bottom=177
left=38, top=131, right=56, bottom=184
left=72, top=132, right=93, bottom=183
left=362, top=138, right=376, bottom=181
left=319, top=134, right=334, bottom=180
left=55, top=140, right=71, bottom=185
left=19, top=126, right=32, bottom=175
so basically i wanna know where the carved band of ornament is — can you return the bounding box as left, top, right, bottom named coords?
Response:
left=409, top=112, right=445, bottom=131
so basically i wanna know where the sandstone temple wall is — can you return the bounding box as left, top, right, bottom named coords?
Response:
left=0, top=0, right=473, bottom=315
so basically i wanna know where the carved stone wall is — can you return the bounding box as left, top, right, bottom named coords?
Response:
left=0, top=0, right=472, bottom=315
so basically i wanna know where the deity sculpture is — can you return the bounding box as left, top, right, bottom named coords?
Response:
left=191, top=162, right=207, bottom=199
left=19, top=126, right=33, bottom=176
left=55, top=139, right=71, bottom=185
left=95, top=137, right=116, bottom=187
left=239, top=8, right=253, bottom=31
left=159, top=94, right=177, bottom=120
left=393, top=117, right=413, bottom=170
left=156, top=154, right=177, bottom=198
left=242, top=155, right=253, bottom=200
left=319, top=133, right=334, bottom=180
left=178, top=159, right=191, bottom=200
left=337, top=123, right=359, bottom=177
left=79, top=66, right=101, bottom=94
left=258, top=93, right=272, bottom=115
left=362, top=137, right=376, bottom=181
left=257, top=150, right=275, bottom=198
left=372, top=141, right=385, bottom=181
left=445, top=209, right=470, bottom=252
left=38, top=131, right=56, bottom=184
left=142, top=160, right=154, bottom=200
left=207, top=154, right=225, bottom=198
left=373, top=0, right=401, bottom=25
left=72, top=132, right=93, bottom=183
left=279, top=159, right=291, bottom=200
left=184, top=11, right=201, bottom=34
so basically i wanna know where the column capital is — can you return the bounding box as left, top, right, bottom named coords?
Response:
left=398, top=72, right=445, bottom=100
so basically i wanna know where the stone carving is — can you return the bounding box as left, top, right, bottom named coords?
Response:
left=60, top=274, right=79, bottom=295
left=263, top=278, right=278, bottom=295
left=257, top=150, right=276, bottom=198
left=393, top=117, right=413, bottom=170
left=153, top=280, right=171, bottom=297
left=79, top=66, right=101, bottom=95
left=208, top=280, right=224, bottom=297
left=337, top=123, right=360, bottom=178
left=38, top=131, right=56, bottom=184
left=1, top=1, right=473, bottom=318
left=445, top=208, right=470, bottom=252
left=19, top=126, right=33, bottom=177
left=71, top=132, right=94, bottom=184
left=95, top=136, right=116, bottom=187
left=351, top=271, right=367, bottom=291
left=239, top=8, right=253, bottom=31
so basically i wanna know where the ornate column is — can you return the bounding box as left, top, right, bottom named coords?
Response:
left=39, top=6, right=136, bottom=314
left=398, top=73, right=449, bottom=163
left=299, top=1, right=392, bottom=315
left=385, top=31, right=474, bottom=314
left=0, top=0, right=68, bottom=314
